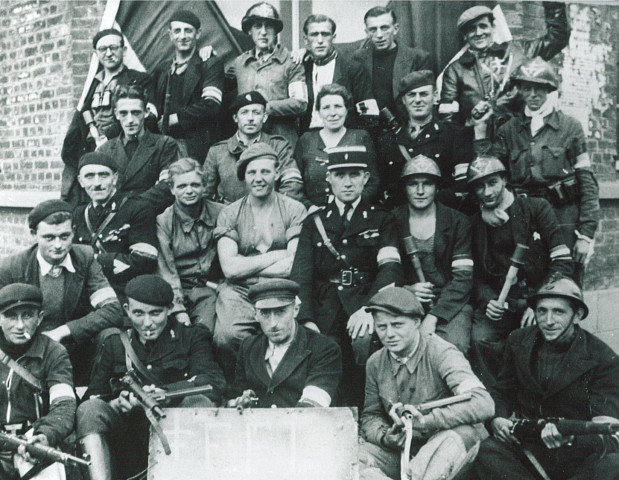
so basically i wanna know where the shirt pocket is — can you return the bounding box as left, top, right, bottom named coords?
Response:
left=162, top=357, right=189, bottom=375
left=541, top=146, right=573, bottom=179
left=355, top=230, right=381, bottom=247
left=508, top=148, right=529, bottom=182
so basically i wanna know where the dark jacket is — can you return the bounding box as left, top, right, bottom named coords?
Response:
left=394, top=202, right=473, bottom=322
left=291, top=199, right=404, bottom=333
left=231, top=325, right=342, bottom=408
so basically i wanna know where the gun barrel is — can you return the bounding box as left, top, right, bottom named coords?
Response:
left=0, top=432, right=91, bottom=467
left=556, top=420, right=619, bottom=436
left=156, top=384, right=213, bottom=401
left=120, top=371, right=165, bottom=418
left=415, top=393, right=472, bottom=413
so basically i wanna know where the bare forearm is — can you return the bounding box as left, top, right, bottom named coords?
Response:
left=221, top=250, right=287, bottom=279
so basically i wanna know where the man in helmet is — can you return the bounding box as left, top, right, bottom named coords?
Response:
left=475, top=274, right=619, bottom=479
left=393, top=155, right=473, bottom=353
left=232, top=2, right=308, bottom=148
left=466, top=155, right=574, bottom=386
left=474, top=57, right=599, bottom=283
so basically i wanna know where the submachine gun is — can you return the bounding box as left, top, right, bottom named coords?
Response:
left=0, top=431, right=91, bottom=467
left=511, top=418, right=619, bottom=442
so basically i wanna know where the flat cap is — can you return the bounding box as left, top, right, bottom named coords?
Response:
left=28, top=199, right=72, bottom=230
left=398, top=70, right=435, bottom=97
left=125, top=275, right=174, bottom=307
left=248, top=279, right=299, bottom=309
left=237, top=142, right=279, bottom=181
left=366, top=286, right=425, bottom=318
left=78, top=152, right=118, bottom=173
left=229, top=91, right=267, bottom=115
left=327, top=146, right=368, bottom=171
left=0, top=283, right=43, bottom=314
left=170, top=9, right=201, bottom=30
left=457, top=6, right=494, bottom=32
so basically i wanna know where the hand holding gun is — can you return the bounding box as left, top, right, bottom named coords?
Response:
left=229, top=389, right=259, bottom=413
left=511, top=418, right=619, bottom=442
left=0, top=431, right=91, bottom=467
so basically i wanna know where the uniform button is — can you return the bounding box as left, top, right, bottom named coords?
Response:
left=271, top=404, right=277, bottom=408
left=388, top=161, right=393, bottom=165
left=147, top=365, right=152, bottom=370
left=325, top=188, right=329, bottom=192
left=425, top=134, right=430, bottom=138
left=342, top=239, right=348, bottom=245
left=337, top=286, right=343, bottom=291
left=341, top=254, right=346, bottom=259
left=317, top=242, right=322, bottom=247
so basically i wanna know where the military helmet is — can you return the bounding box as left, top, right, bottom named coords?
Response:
left=466, top=156, right=506, bottom=185
left=241, top=2, right=284, bottom=34
left=400, top=154, right=442, bottom=181
left=527, top=275, right=588, bottom=319
left=511, top=57, right=558, bottom=91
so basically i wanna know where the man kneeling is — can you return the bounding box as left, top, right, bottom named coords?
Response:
left=359, top=286, right=494, bottom=480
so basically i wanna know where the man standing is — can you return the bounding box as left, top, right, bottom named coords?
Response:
left=300, top=14, right=377, bottom=134
left=475, top=275, right=619, bottom=479
left=0, top=284, right=76, bottom=480
left=61, top=28, right=153, bottom=207
left=77, top=275, right=225, bottom=480
left=204, top=91, right=302, bottom=204
left=152, top=10, right=224, bottom=163
left=229, top=279, right=342, bottom=409
left=291, top=146, right=403, bottom=407
left=359, top=286, right=494, bottom=480
left=74, top=152, right=159, bottom=298
left=233, top=2, right=308, bottom=148
left=0, top=200, right=122, bottom=383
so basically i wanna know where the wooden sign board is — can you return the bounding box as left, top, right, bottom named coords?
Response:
left=148, top=407, right=359, bottom=480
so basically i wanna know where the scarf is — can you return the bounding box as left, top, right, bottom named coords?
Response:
left=0, top=331, right=33, bottom=359
left=313, top=49, right=337, bottom=67
left=524, top=96, right=555, bottom=137
left=481, top=189, right=514, bottom=227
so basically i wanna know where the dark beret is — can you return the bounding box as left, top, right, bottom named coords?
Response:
left=170, top=10, right=201, bottom=30
left=229, top=91, right=267, bottom=115
left=78, top=152, right=118, bottom=173
left=366, top=286, right=425, bottom=318
left=237, top=142, right=279, bottom=181
left=0, top=283, right=43, bottom=314
left=248, top=279, right=299, bottom=309
left=457, top=6, right=494, bottom=32
left=28, top=199, right=72, bottom=230
left=398, top=70, right=435, bottom=97
left=125, top=275, right=174, bottom=307
left=92, top=29, right=123, bottom=49
left=327, top=146, right=368, bottom=171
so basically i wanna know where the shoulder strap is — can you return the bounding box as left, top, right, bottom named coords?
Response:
left=397, top=144, right=414, bottom=163
left=310, top=211, right=352, bottom=269
left=85, top=197, right=130, bottom=252
left=0, top=348, right=42, bottom=393
left=118, top=331, right=163, bottom=386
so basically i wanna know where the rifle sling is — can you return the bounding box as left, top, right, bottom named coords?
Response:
left=118, top=331, right=164, bottom=386
left=311, top=212, right=352, bottom=270
left=84, top=196, right=129, bottom=252
left=0, top=348, right=42, bottom=394
left=20, top=459, right=55, bottom=480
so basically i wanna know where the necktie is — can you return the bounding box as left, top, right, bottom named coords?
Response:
left=125, top=139, right=138, bottom=160
left=48, top=265, right=63, bottom=278
left=342, top=203, right=353, bottom=229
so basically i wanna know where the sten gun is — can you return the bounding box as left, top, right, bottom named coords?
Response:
left=511, top=418, right=619, bottom=442
left=0, top=431, right=91, bottom=467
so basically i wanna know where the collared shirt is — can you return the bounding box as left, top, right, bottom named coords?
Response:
left=334, top=196, right=362, bottom=222
left=265, top=323, right=297, bottom=376
left=309, top=56, right=337, bottom=129
left=236, top=131, right=262, bottom=147
left=36, top=250, right=76, bottom=276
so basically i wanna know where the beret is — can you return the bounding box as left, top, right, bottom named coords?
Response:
left=92, top=29, right=123, bottom=49
left=248, top=279, right=299, bottom=309
left=229, top=91, right=267, bottom=115
left=170, top=10, right=201, bottom=30
left=457, top=6, right=494, bottom=32
left=28, top=199, right=72, bottom=230
left=398, top=70, right=435, bottom=97
left=78, top=152, right=118, bottom=173
left=125, top=275, right=174, bottom=307
left=366, top=286, right=425, bottom=318
left=237, top=142, right=279, bottom=181
left=0, top=283, right=43, bottom=314
left=327, top=146, right=368, bottom=171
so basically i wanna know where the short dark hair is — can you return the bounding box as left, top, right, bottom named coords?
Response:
left=37, top=211, right=73, bottom=230
left=303, top=14, right=336, bottom=35
left=168, top=158, right=204, bottom=187
left=316, top=84, right=353, bottom=111
left=92, top=29, right=124, bottom=50
left=364, top=6, right=397, bottom=24
left=113, top=85, right=146, bottom=109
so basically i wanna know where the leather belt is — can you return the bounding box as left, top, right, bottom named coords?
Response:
left=329, top=269, right=371, bottom=287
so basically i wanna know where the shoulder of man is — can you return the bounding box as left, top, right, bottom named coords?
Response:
left=577, top=327, right=619, bottom=365
left=121, top=68, right=150, bottom=83
left=70, top=243, right=97, bottom=263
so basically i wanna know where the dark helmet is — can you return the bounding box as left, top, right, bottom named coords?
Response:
left=466, top=156, right=506, bottom=185
left=527, top=276, right=589, bottom=319
left=511, top=57, right=559, bottom=91
left=400, top=155, right=441, bottom=181
left=241, top=2, right=283, bottom=34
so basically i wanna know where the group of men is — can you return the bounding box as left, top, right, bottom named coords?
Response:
left=0, top=2, right=616, bottom=480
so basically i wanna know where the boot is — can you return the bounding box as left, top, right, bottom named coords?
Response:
left=79, top=434, right=112, bottom=480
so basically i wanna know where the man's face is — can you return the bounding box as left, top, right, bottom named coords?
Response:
left=0, top=306, right=42, bottom=345
left=462, top=16, right=494, bottom=51
left=405, top=175, right=437, bottom=211
left=245, top=158, right=278, bottom=199
left=256, top=302, right=298, bottom=345
left=318, top=94, right=347, bottom=132
left=169, top=21, right=200, bottom=54
left=34, top=220, right=74, bottom=266
left=304, top=21, right=335, bottom=60
left=535, top=297, right=579, bottom=343
left=365, top=13, right=398, bottom=51
left=171, top=171, right=205, bottom=207
left=327, top=168, right=369, bottom=204
left=473, top=173, right=506, bottom=209
left=125, top=298, right=169, bottom=344
left=78, top=164, right=118, bottom=205
left=373, top=311, right=420, bottom=357
left=250, top=21, right=277, bottom=52
left=115, top=98, right=145, bottom=137
left=402, top=85, right=436, bottom=122
left=234, top=104, right=268, bottom=136
left=520, top=82, right=550, bottom=112
left=95, top=34, right=125, bottom=71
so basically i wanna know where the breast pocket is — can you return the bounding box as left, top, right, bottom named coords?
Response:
left=355, top=231, right=380, bottom=248
left=162, top=357, right=190, bottom=376
left=509, top=149, right=529, bottom=182
left=541, top=146, right=573, bottom=179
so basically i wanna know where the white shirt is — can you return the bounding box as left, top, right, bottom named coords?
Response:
left=309, top=57, right=337, bottom=129
left=334, top=196, right=362, bottom=222
left=36, top=250, right=75, bottom=276
left=264, top=323, right=297, bottom=376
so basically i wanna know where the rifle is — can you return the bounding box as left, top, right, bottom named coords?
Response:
left=511, top=418, right=619, bottom=442
left=0, top=431, right=91, bottom=467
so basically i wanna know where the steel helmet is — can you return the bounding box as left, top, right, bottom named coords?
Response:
left=241, top=2, right=284, bottom=34
left=511, top=57, right=559, bottom=91
left=466, top=156, right=506, bottom=185
left=400, top=155, right=442, bottom=181
left=527, top=275, right=589, bottom=319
